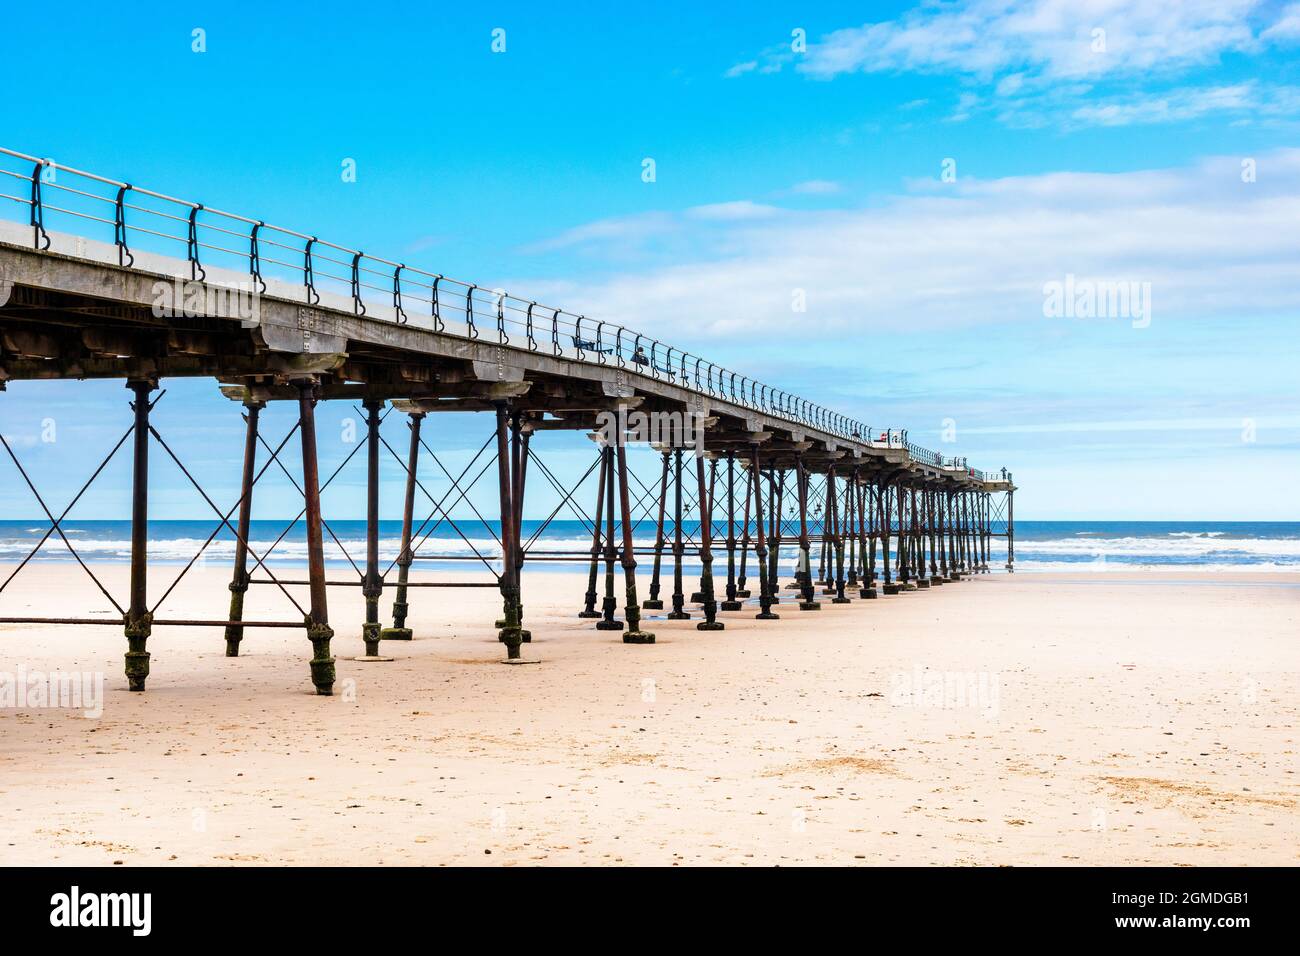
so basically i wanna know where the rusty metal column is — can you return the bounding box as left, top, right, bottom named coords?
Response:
left=360, top=398, right=384, bottom=657
left=297, top=380, right=336, bottom=694
left=881, top=481, right=898, bottom=595
left=642, top=450, right=669, bottom=611
left=831, top=468, right=850, bottom=604
left=616, top=440, right=654, bottom=644
left=1006, top=485, right=1016, bottom=573
left=929, top=488, right=944, bottom=585
left=845, top=469, right=859, bottom=589
left=820, top=469, right=836, bottom=595
left=896, top=480, right=912, bottom=590
left=795, top=456, right=820, bottom=611
left=124, top=379, right=156, bottom=692
left=494, top=402, right=524, bottom=657
left=512, top=412, right=532, bottom=637
left=956, top=489, right=967, bottom=572
left=667, top=447, right=690, bottom=620
left=694, top=452, right=723, bottom=630
left=860, top=479, right=878, bottom=599
left=224, top=397, right=263, bottom=657
left=911, top=487, right=930, bottom=590
left=720, top=451, right=742, bottom=611
left=597, top=447, right=622, bottom=631
left=768, top=469, right=784, bottom=603
left=735, top=463, right=752, bottom=599
left=979, top=491, right=988, bottom=572
left=383, top=412, right=423, bottom=641
left=751, top=444, right=779, bottom=620
left=579, top=444, right=607, bottom=618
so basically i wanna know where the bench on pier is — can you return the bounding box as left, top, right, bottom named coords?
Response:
left=571, top=335, right=614, bottom=354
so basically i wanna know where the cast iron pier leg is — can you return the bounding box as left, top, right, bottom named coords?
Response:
left=751, top=444, right=779, bottom=620
left=383, top=412, right=423, bottom=640
left=579, top=443, right=606, bottom=618
left=642, top=450, right=669, bottom=610
left=297, top=380, right=336, bottom=694
left=667, top=447, right=690, bottom=620
left=361, top=398, right=383, bottom=656
left=735, top=463, right=752, bottom=599
left=494, top=402, right=524, bottom=657
left=795, top=456, right=820, bottom=610
left=124, top=379, right=156, bottom=691
left=616, top=441, right=654, bottom=644
left=225, top=397, right=263, bottom=656
left=596, top=446, right=623, bottom=631
left=695, top=453, right=723, bottom=630
left=720, top=452, right=741, bottom=610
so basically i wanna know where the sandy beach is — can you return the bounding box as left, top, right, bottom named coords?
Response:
left=1, top=566, right=1296, bottom=866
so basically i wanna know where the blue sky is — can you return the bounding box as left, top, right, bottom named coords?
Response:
left=1, top=0, right=1298, bottom=520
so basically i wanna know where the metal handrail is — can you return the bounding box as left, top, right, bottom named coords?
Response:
left=0, top=145, right=1006, bottom=481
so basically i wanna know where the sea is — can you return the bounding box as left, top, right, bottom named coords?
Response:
left=0, top=520, right=1297, bottom=574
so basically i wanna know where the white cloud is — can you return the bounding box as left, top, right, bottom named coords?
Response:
left=728, top=1, right=1300, bottom=129
left=1261, top=2, right=1300, bottom=40
left=798, top=0, right=1261, bottom=82
left=724, top=60, right=758, bottom=78
left=685, top=200, right=779, bottom=221
left=1068, top=82, right=1256, bottom=125
left=513, top=149, right=1300, bottom=341
left=789, top=179, right=842, bottom=195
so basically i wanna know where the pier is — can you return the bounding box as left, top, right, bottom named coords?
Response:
left=0, top=146, right=1015, bottom=695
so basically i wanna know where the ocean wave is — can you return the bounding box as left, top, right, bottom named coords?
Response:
left=1017, top=535, right=1300, bottom=558
left=1013, top=560, right=1300, bottom=573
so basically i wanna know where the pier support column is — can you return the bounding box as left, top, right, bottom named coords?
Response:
left=929, top=488, right=944, bottom=585
left=642, top=450, right=669, bottom=610
left=982, top=492, right=991, bottom=572
left=297, top=380, right=335, bottom=694
left=494, top=402, right=525, bottom=657
left=224, top=397, right=263, bottom=656
left=768, top=470, right=783, bottom=603
left=831, top=468, right=850, bottom=603
left=913, top=487, right=930, bottom=589
left=596, top=446, right=623, bottom=631
left=821, top=471, right=837, bottom=595
left=735, top=462, right=752, bottom=599
left=860, top=479, right=878, bottom=599
left=360, top=398, right=384, bottom=657
left=694, top=453, right=723, bottom=630
left=795, top=456, right=820, bottom=611
left=124, top=379, right=156, bottom=691
left=579, top=442, right=607, bottom=618
left=616, top=441, right=654, bottom=644
left=881, top=482, right=899, bottom=595
left=382, top=412, right=423, bottom=641
left=667, top=447, right=690, bottom=620
left=1006, top=486, right=1016, bottom=573
left=750, top=444, right=779, bottom=620
left=845, top=468, right=859, bottom=589
left=720, top=452, right=741, bottom=610
left=512, top=412, right=532, bottom=637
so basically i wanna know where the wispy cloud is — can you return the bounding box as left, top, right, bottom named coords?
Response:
left=789, top=179, right=842, bottom=195
left=727, top=0, right=1300, bottom=129
left=798, top=0, right=1263, bottom=82
left=512, top=149, right=1300, bottom=341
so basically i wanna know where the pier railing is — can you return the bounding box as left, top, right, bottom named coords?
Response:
left=0, top=145, right=993, bottom=478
